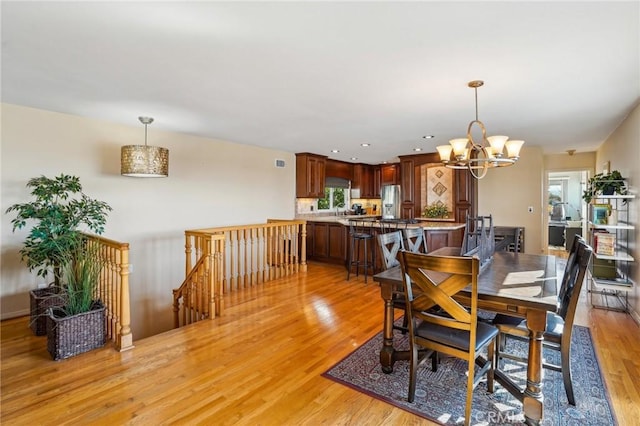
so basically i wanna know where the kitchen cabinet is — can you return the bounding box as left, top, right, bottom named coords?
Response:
left=296, top=153, right=327, bottom=198
left=425, top=228, right=463, bottom=252
left=381, top=164, right=399, bottom=186
left=325, top=159, right=352, bottom=180
left=373, top=166, right=381, bottom=198
left=352, top=164, right=376, bottom=198
left=307, top=221, right=347, bottom=265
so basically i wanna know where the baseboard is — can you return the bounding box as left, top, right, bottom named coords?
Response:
left=1, top=308, right=29, bottom=321
left=630, top=307, right=640, bottom=327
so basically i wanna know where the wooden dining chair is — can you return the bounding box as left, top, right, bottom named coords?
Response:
left=377, top=231, right=408, bottom=333
left=399, top=250, right=498, bottom=425
left=492, top=238, right=592, bottom=406
left=403, top=227, right=428, bottom=254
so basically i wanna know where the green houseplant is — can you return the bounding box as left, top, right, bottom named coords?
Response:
left=582, top=170, right=628, bottom=204
left=46, top=238, right=106, bottom=360
left=422, top=202, right=450, bottom=219
left=6, top=174, right=112, bottom=335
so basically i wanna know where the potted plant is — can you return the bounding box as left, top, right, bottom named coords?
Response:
left=582, top=170, right=628, bottom=204
left=46, top=238, right=106, bottom=360
left=5, top=174, right=112, bottom=335
left=422, top=202, right=450, bottom=219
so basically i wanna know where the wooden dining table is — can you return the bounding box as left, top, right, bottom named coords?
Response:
left=373, top=247, right=558, bottom=426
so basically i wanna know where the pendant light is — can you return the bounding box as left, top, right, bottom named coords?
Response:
left=121, top=116, right=169, bottom=177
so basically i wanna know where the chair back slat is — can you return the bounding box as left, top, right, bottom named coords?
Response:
left=400, top=251, right=479, bottom=331
left=403, top=227, right=428, bottom=253
left=377, top=231, right=405, bottom=270
left=558, top=239, right=592, bottom=320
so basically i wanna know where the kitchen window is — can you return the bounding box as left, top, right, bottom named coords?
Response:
left=318, top=177, right=350, bottom=211
left=318, top=187, right=348, bottom=211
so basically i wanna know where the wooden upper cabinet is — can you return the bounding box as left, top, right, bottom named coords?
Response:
left=400, top=159, right=415, bottom=204
left=352, top=163, right=376, bottom=198
left=325, top=159, right=352, bottom=180
left=296, top=153, right=327, bottom=198
left=380, top=164, right=399, bottom=186
left=373, top=166, right=381, bottom=198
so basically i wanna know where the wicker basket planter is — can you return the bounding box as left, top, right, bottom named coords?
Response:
left=46, top=301, right=106, bottom=361
left=30, top=287, right=66, bottom=336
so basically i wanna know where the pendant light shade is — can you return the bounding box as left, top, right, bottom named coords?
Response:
left=121, top=117, right=169, bottom=177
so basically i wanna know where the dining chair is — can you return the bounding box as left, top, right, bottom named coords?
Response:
left=403, top=227, right=428, bottom=253
left=460, top=215, right=495, bottom=270
left=492, top=238, right=592, bottom=406
left=377, top=231, right=409, bottom=333
left=399, top=250, right=498, bottom=425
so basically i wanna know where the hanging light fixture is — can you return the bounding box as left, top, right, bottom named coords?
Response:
left=121, top=116, right=169, bottom=177
left=437, top=80, right=524, bottom=179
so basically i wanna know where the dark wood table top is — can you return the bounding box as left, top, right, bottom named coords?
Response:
left=373, top=248, right=558, bottom=314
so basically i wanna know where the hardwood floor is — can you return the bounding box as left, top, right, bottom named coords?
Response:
left=2, top=261, right=639, bottom=425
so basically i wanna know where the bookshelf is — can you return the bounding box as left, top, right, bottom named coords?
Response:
left=587, top=193, right=635, bottom=312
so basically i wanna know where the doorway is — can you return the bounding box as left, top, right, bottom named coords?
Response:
left=546, top=170, right=589, bottom=256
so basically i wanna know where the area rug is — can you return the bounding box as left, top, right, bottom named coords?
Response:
left=323, top=323, right=616, bottom=425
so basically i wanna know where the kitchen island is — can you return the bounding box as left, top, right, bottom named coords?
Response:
left=298, top=215, right=465, bottom=271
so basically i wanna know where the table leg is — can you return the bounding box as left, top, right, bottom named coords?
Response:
left=523, top=310, right=546, bottom=425
left=379, top=282, right=395, bottom=373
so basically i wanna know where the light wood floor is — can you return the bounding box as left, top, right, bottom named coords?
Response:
left=2, top=261, right=639, bottom=425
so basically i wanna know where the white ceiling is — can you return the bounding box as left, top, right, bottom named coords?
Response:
left=2, top=1, right=639, bottom=164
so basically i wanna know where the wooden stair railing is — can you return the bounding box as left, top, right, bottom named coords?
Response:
left=173, top=220, right=307, bottom=328
left=173, top=232, right=224, bottom=327
left=83, top=233, right=133, bottom=351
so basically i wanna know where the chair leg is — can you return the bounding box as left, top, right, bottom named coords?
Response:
left=347, top=237, right=353, bottom=281
left=408, top=345, right=418, bottom=403
left=561, top=340, right=576, bottom=405
left=487, top=339, right=495, bottom=393
left=464, top=354, right=475, bottom=426
left=363, top=238, right=368, bottom=283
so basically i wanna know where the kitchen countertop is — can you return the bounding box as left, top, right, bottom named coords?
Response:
left=297, top=215, right=465, bottom=230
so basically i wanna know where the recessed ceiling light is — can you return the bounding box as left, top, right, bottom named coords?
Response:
left=331, top=149, right=339, bottom=153
left=382, top=161, right=388, bottom=164
left=361, top=143, right=370, bottom=147
left=422, top=135, right=434, bottom=139
left=413, top=148, right=422, bottom=152
left=350, top=157, right=358, bottom=161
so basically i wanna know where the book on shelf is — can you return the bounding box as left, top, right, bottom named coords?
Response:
left=594, top=232, right=615, bottom=256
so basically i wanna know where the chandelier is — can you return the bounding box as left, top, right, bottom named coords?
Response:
left=121, top=116, right=169, bottom=178
left=436, top=80, right=524, bottom=179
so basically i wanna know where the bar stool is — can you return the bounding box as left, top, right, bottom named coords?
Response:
left=347, top=218, right=376, bottom=283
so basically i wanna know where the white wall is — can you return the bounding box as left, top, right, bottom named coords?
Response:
left=1, top=104, right=296, bottom=338
left=478, top=146, right=545, bottom=254
left=596, top=102, right=639, bottom=322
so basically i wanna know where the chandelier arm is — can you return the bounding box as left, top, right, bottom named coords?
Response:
left=469, top=160, right=488, bottom=179
left=466, top=119, right=487, bottom=150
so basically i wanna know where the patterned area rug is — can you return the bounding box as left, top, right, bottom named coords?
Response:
left=323, top=323, right=616, bottom=425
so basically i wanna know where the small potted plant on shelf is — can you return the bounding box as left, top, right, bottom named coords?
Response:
left=46, top=238, right=106, bottom=360
left=5, top=174, right=112, bottom=335
left=582, top=170, right=628, bottom=204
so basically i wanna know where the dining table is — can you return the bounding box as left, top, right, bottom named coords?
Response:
left=373, top=247, right=558, bottom=426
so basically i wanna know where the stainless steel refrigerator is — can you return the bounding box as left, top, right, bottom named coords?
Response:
left=381, top=184, right=401, bottom=219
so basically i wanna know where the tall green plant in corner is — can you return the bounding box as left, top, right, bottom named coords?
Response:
left=6, top=174, right=112, bottom=286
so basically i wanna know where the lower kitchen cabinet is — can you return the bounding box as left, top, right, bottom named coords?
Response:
left=307, top=221, right=348, bottom=265
left=425, top=229, right=463, bottom=252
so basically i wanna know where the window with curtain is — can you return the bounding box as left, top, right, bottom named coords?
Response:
left=318, top=177, right=350, bottom=211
